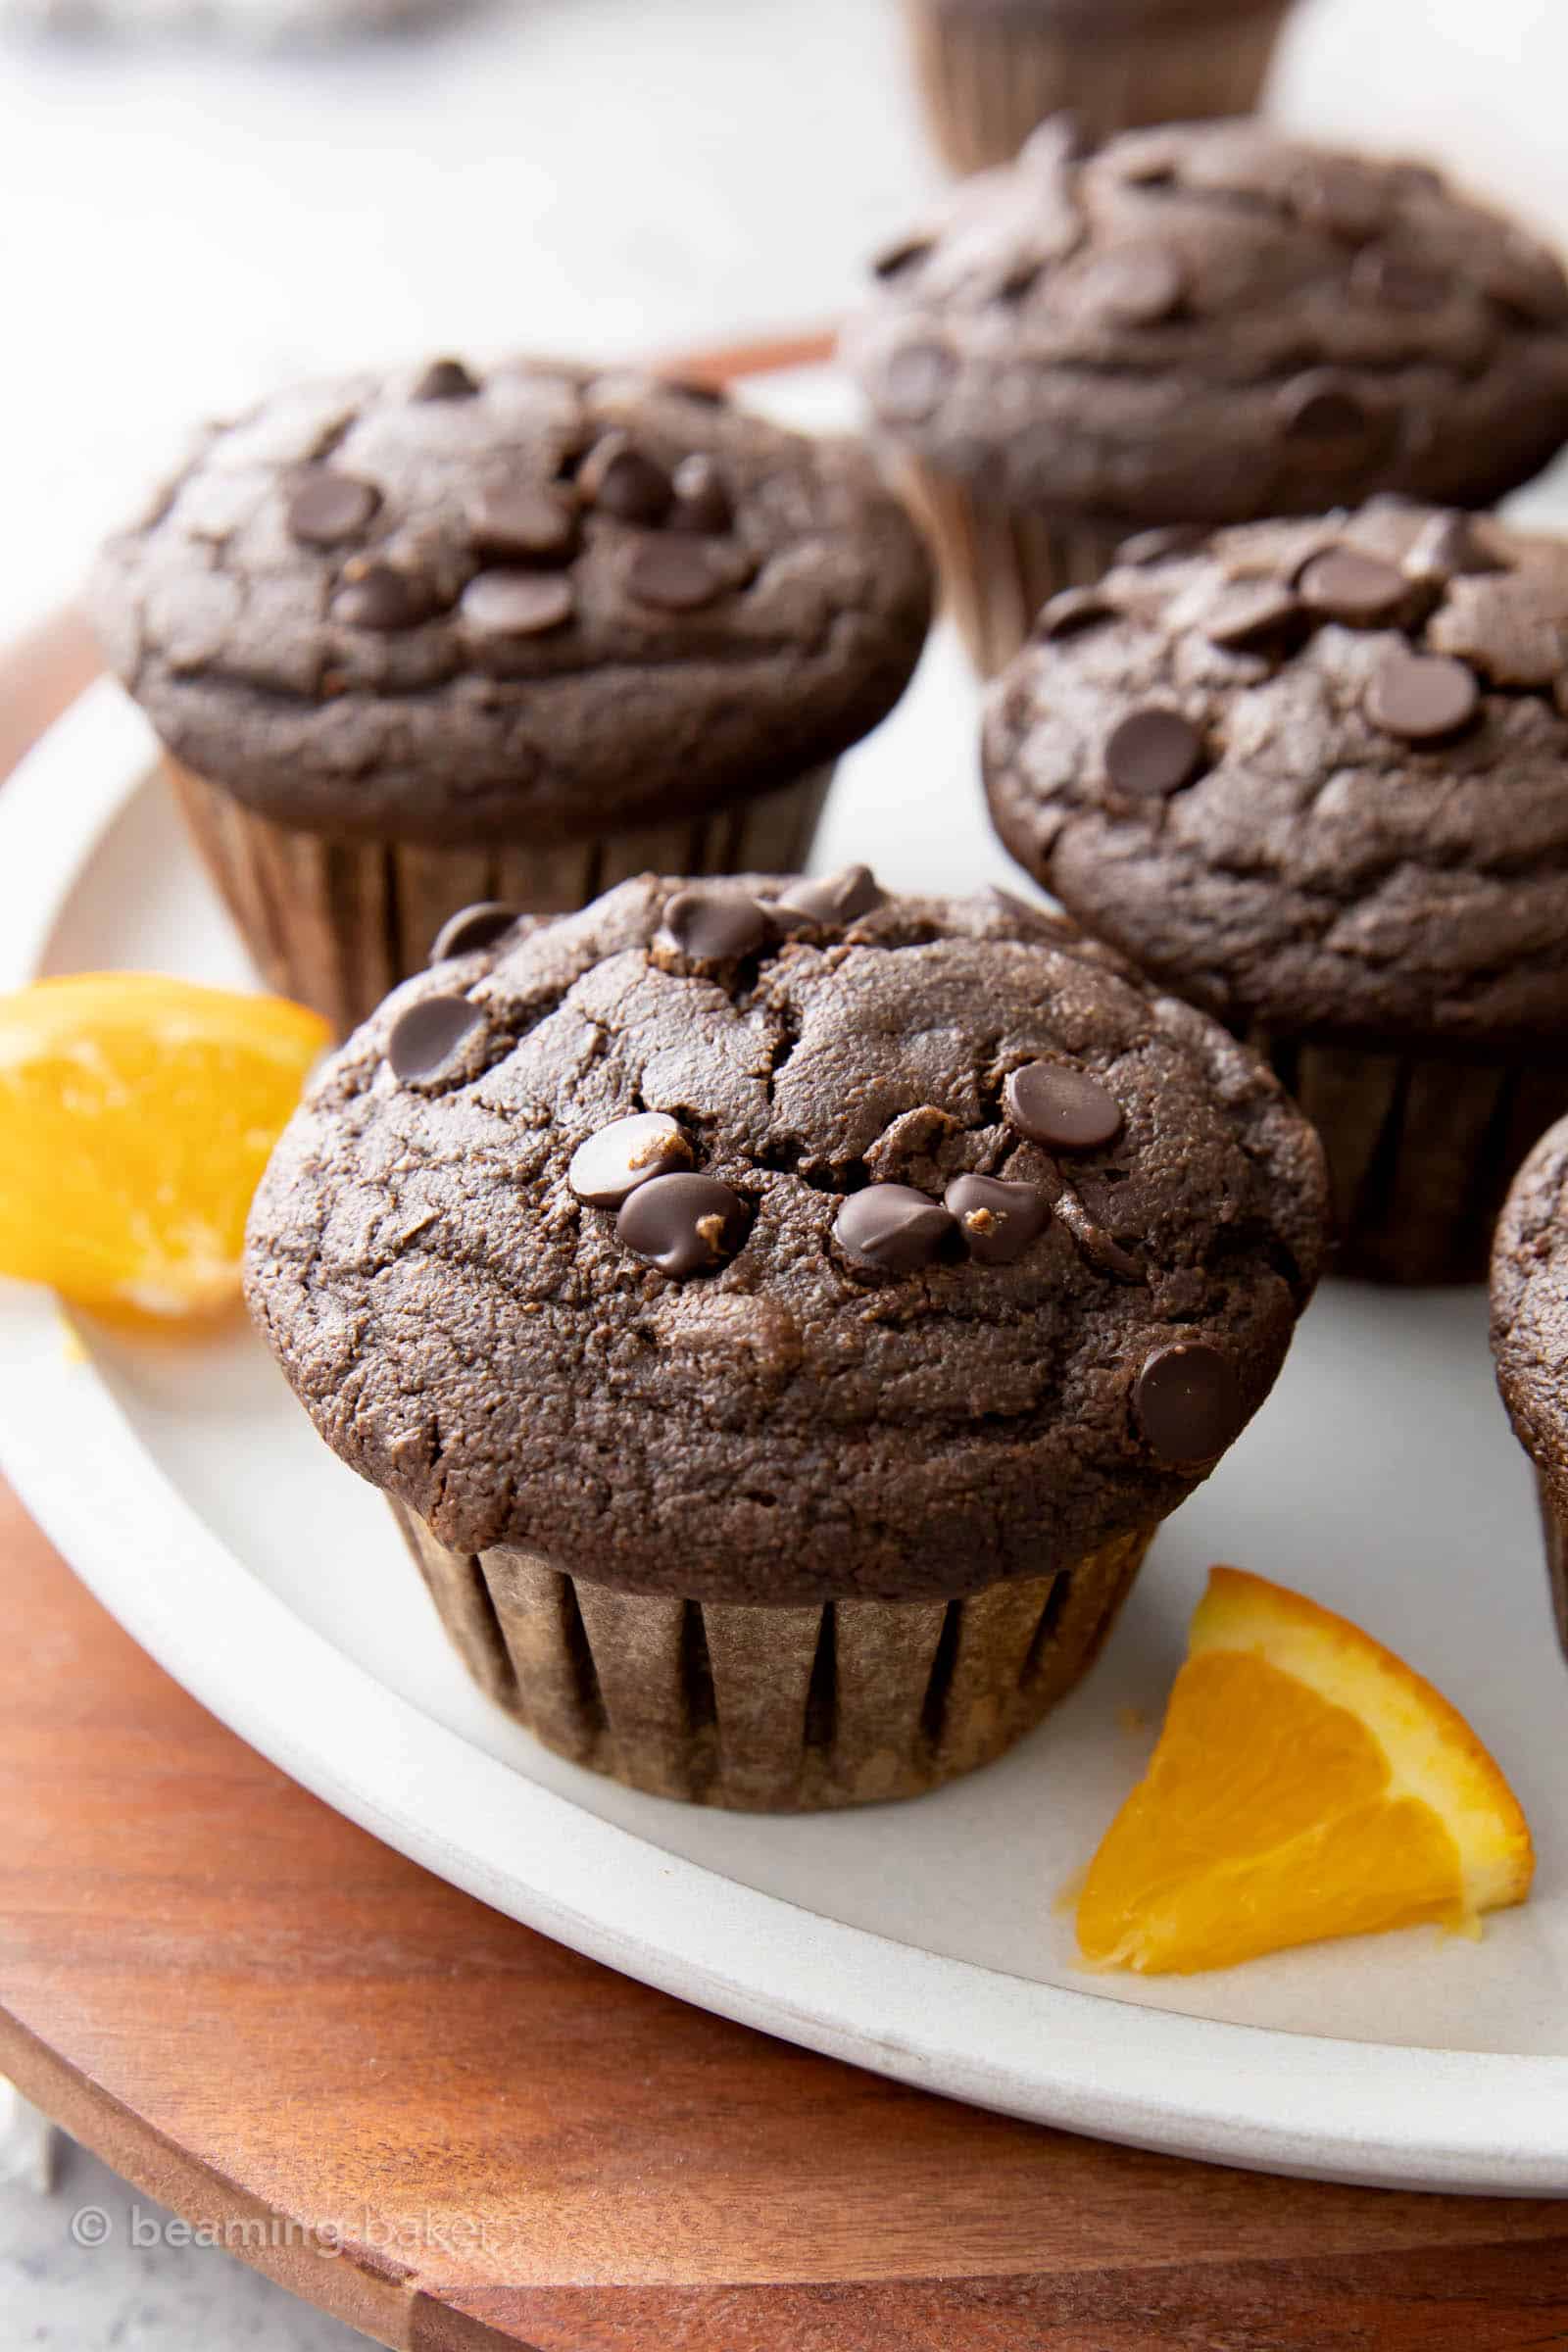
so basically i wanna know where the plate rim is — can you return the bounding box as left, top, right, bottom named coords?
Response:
left=3, top=678, right=1567, bottom=2199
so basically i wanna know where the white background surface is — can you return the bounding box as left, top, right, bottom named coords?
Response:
left=7, top=0, right=1568, bottom=2342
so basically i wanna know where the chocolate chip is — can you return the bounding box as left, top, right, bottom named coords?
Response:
left=668, top=454, right=732, bottom=535
left=617, top=1172, right=750, bottom=1276
left=627, top=536, right=737, bottom=612
left=1351, top=249, right=1447, bottom=311
left=1117, top=524, right=1205, bottom=567
left=1104, top=708, right=1204, bottom=799
left=1203, top=581, right=1303, bottom=652
left=1134, top=1342, right=1244, bottom=1464
left=332, top=564, right=434, bottom=631
left=428, top=901, right=517, bottom=963
left=833, top=1185, right=955, bottom=1273
left=1277, top=374, right=1372, bottom=444
left=286, top=468, right=380, bottom=548
left=773, top=863, right=884, bottom=926
left=1366, top=651, right=1480, bottom=741
left=386, top=993, right=483, bottom=1082
left=660, top=887, right=768, bottom=961
left=1403, top=512, right=1504, bottom=584
left=882, top=339, right=956, bottom=421
left=943, top=1174, right=1051, bottom=1266
left=579, top=434, right=673, bottom=525
left=412, top=357, right=479, bottom=402
left=1004, top=1061, right=1123, bottom=1152
left=1083, top=247, right=1185, bottom=324
left=465, top=483, right=578, bottom=563
left=1297, top=547, right=1408, bottom=626
left=872, top=233, right=934, bottom=280
left=460, top=569, right=575, bottom=638
left=568, top=1111, right=693, bottom=1208
left=1036, top=587, right=1115, bottom=641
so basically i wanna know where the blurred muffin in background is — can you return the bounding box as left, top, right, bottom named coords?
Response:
left=1493, top=1115, right=1568, bottom=1666
left=901, top=0, right=1296, bottom=176
left=90, top=359, right=932, bottom=1034
left=844, top=120, right=1568, bottom=673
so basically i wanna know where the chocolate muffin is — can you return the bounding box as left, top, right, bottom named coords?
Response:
left=902, top=0, right=1296, bottom=179
left=244, top=870, right=1328, bottom=1810
left=90, top=358, right=932, bottom=1034
left=1492, top=1115, right=1568, bottom=1665
left=984, top=496, right=1568, bottom=1282
left=844, top=119, right=1568, bottom=673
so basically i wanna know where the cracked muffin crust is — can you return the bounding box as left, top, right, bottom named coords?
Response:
left=89, top=358, right=933, bottom=844
left=1492, top=1115, right=1568, bottom=1660
left=244, top=872, right=1328, bottom=1607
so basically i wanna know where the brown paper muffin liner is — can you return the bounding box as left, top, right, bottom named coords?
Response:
left=1532, top=1474, right=1568, bottom=1664
left=902, top=0, right=1294, bottom=175
left=390, top=1500, right=1154, bottom=1810
left=167, top=757, right=835, bottom=1038
left=894, top=463, right=1131, bottom=677
left=1246, top=1028, right=1568, bottom=1285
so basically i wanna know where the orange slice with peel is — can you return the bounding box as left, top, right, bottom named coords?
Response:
left=1076, top=1567, right=1534, bottom=1975
left=0, top=974, right=328, bottom=1319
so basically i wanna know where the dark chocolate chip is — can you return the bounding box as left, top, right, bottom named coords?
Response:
left=568, top=1111, right=693, bottom=1208
left=668, top=454, right=732, bottom=535
left=465, top=483, right=578, bottom=562
left=332, top=564, right=434, bottom=631
left=413, top=357, right=479, bottom=402
left=660, top=887, right=768, bottom=961
left=872, top=233, right=934, bottom=279
left=1203, top=581, right=1303, bottom=652
left=460, top=569, right=575, bottom=638
left=286, top=468, right=380, bottom=548
left=1083, top=247, right=1185, bottom=324
left=616, top=1172, right=750, bottom=1277
left=428, top=901, right=518, bottom=964
left=833, top=1184, right=955, bottom=1274
left=1366, top=651, right=1480, bottom=741
left=1004, top=1061, right=1123, bottom=1152
left=773, top=863, right=884, bottom=926
left=1133, top=1342, right=1244, bottom=1464
left=1036, top=587, right=1115, bottom=641
left=386, top=993, right=483, bottom=1082
left=1403, top=512, right=1504, bottom=584
left=1117, top=524, right=1205, bottom=567
left=882, top=338, right=956, bottom=421
left=1104, top=707, right=1204, bottom=799
left=1297, top=547, right=1408, bottom=625
left=1351, top=248, right=1447, bottom=311
left=1277, top=374, right=1372, bottom=444
left=944, top=1174, right=1051, bottom=1266
left=579, top=434, right=673, bottom=525
left=627, top=536, right=736, bottom=612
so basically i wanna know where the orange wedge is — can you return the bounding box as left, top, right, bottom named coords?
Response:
left=0, top=974, right=328, bottom=1319
left=1076, top=1567, right=1533, bottom=1975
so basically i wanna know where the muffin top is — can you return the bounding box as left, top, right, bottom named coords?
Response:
left=1493, top=1113, right=1568, bottom=1518
left=984, top=498, right=1568, bottom=1048
left=843, top=119, right=1568, bottom=521
left=245, top=871, right=1327, bottom=1606
left=89, top=359, right=932, bottom=846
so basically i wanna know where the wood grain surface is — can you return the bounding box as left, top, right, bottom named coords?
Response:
left=3, top=500, right=1567, bottom=2350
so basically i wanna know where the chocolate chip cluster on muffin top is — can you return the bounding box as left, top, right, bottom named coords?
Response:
left=245, top=872, right=1327, bottom=1605
left=984, top=497, right=1568, bottom=1047
left=845, top=118, right=1568, bottom=522
left=89, top=359, right=932, bottom=843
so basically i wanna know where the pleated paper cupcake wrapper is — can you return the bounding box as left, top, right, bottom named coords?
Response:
left=894, top=464, right=1132, bottom=678
left=901, top=0, right=1293, bottom=176
left=167, top=757, right=834, bottom=1039
left=391, top=1501, right=1153, bottom=1811
left=1246, top=1027, right=1568, bottom=1286
left=1532, top=1474, right=1568, bottom=1665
